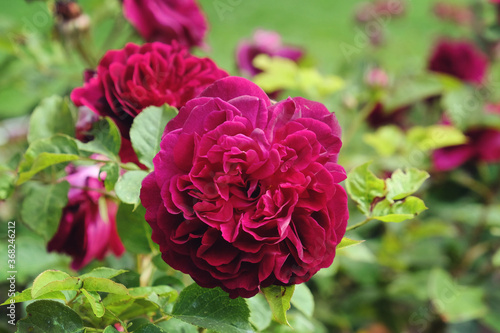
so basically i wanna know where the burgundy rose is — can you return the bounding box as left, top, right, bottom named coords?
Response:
left=122, top=0, right=207, bottom=48
left=71, top=42, right=227, bottom=164
left=48, top=164, right=124, bottom=270
left=428, top=39, right=489, bottom=85
left=433, top=128, right=500, bottom=171
left=140, top=77, right=349, bottom=298
left=367, top=103, right=410, bottom=129
left=236, top=29, right=303, bottom=77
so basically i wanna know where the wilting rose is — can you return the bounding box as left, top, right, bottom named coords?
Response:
left=236, top=29, right=303, bottom=77
left=428, top=39, right=489, bottom=85
left=71, top=42, right=227, bottom=164
left=140, top=76, right=349, bottom=298
left=48, top=164, right=124, bottom=270
left=433, top=128, right=500, bottom=171
left=122, top=0, right=207, bottom=48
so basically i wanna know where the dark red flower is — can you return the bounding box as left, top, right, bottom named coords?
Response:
left=428, top=39, right=489, bottom=85
left=71, top=42, right=227, bottom=164
left=140, top=77, right=348, bottom=298
left=48, top=165, right=124, bottom=270
left=122, top=0, right=207, bottom=48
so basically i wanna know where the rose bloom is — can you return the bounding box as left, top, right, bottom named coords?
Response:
left=433, top=127, right=500, bottom=171
left=428, top=39, right=489, bottom=85
left=71, top=42, right=228, bottom=164
left=140, top=76, right=349, bottom=298
left=48, top=164, right=124, bottom=270
left=236, top=29, right=303, bottom=77
left=122, top=0, right=207, bottom=48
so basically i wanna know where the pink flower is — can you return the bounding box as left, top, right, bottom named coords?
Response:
left=48, top=165, right=124, bottom=270
left=236, top=30, right=303, bottom=77
left=122, top=0, right=207, bottom=48
left=140, top=77, right=349, bottom=298
left=428, top=39, right=489, bottom=85
left=71, top=42, right=227, bottom=164
left=433, top=128, right=500, bottom=171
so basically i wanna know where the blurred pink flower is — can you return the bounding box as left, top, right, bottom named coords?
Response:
left=48, top=164, right=124, bottom=270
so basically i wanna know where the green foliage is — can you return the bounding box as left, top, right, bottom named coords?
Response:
left=28, top=95, right=76, bottom=143
left=16, top=300, right=85, bottom=333
left=262, top=285, right=295, bottom=326
left=20, top=181, right=70, bottom=240
left=77, top=117, right=121, bottom=160
left=247, top=294, right=272, bottom=331
left=100, top=162, right=120, bottom=191
left=116, top=203, right=153, bottom=254
left=337, top=237, right=365, bottom=250
left=346, top=162, right=386, bottom=215
left=115, top=170, right=149, bottom=206
left=130, top=105, right=178, bottom=170
left=172, top=284, right=253, bottom=333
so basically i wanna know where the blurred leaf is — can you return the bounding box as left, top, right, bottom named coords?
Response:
left=16, top=300, right=85, bottom=333
left=116, top=203, right=152, bottom=254
left=81, top=277, right=128, bottom=295
left=103, top=326, right=120, bottom=333
left=172, top=284, right=253, bottom=333
left=247, top=293, right=272, bottom=331
left=0, top=169, right=15, bottom=199
left=363, top=125, right=404, bottom=156
left=385, top=168, right=429, bottom=201
left=28, top=96, right=75, bottom=144
left=21, top=181, right=70, bottom=240
left=31, top=270, right=82, bottom=298
left=291, top=284, right=314, bottom=318
left=81, top=289, right=105, bottom=318
left=17, top=135, right=80, bottom=184
left=345, top=162, right=386, bottom=215
left=407, top=125, right=467, bottom=151
left=78, top=267, right=127, bottom=280
left=428, top=269, right=488, bottom=323
left=115, top=170, right=148, bottom=206
left=337, top=237, right=365, bottom=250
left=493, top=248, right=500, bottom=267
left=1, top=288, right=66, bottom=305
left=157, top=318, right=198, bottom=333
left=134, top=324, right=167, bottom=333
left=442, top=87, right=483, bottom=129
left=383, top=74, right=443, bottom=111
left=262, top=285, right=295, bottom=326
left=78, top=117, right=121, bottom=160
left=130, top=105, right=178, bottom=170
left=99, top=162, right=119, bottom=191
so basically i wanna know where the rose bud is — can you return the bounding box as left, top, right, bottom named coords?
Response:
left=140, top=76, right=349, bottom=298
left=47, top=164, right=124, bottom=270
left=71, top=42, right=228, bottom=165
left=428, top=39, right=489, bottom=85
left=122, top=0, right=208, bottom=49
left=365, top=68, right=389, bottom=88
left=54, top=1, right=91, bottom=39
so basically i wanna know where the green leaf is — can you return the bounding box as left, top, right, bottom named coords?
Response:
left=81, top=289, right=105, bottom=318
left=407, top=125, right=468, bottom=151
left=442, top=87, right=482, bottom=129
left=102, top=294, right=135, bottom=317
left=0, top=288, right=66, bottom=305
left=345, top=162, right=386, bottom=215
left=291, top=284, right=314, bottom=318
left=78, top=267, right=128, bottom=280
left=116, top=203, right=153, bottom=254
left=0, top=169, right=15, bottom=200
left=247, top=293, right=272, bottom=331
left=130, top=105, right=178, bottom=169
left=385, top=168, right=429, bottom=201
left=31, top=270, right=82, bottom=299
left=337, top=237, right=365, bottom=250
left=115, top=170, right=149, bottom=205
left=157, top=318, right=198, bottom=333
left=21, top=181, right=70, bottom=241
left=372, top=197, right=427, bottom=223
left=428, top=269, right=488, bottom=323
left=16, top=300, right=85, bottom=333
left=82, top=277, right=128, bottom=295
left=17, top=135, right=80, bottom=184
left=363, top=125, right=405, bottom=157
left=134, top=324, right=168, bottom=333
left=172, top=284, right=253, bottom=333
left=100, top=162, right=120, bottom=191
left=28, top=96, right=75, bottom=143
left=262, top=285, right=295, bottom=326
left=78, top=117, right=121, bottom=159
left=493, top=248, right=500, bottom=267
